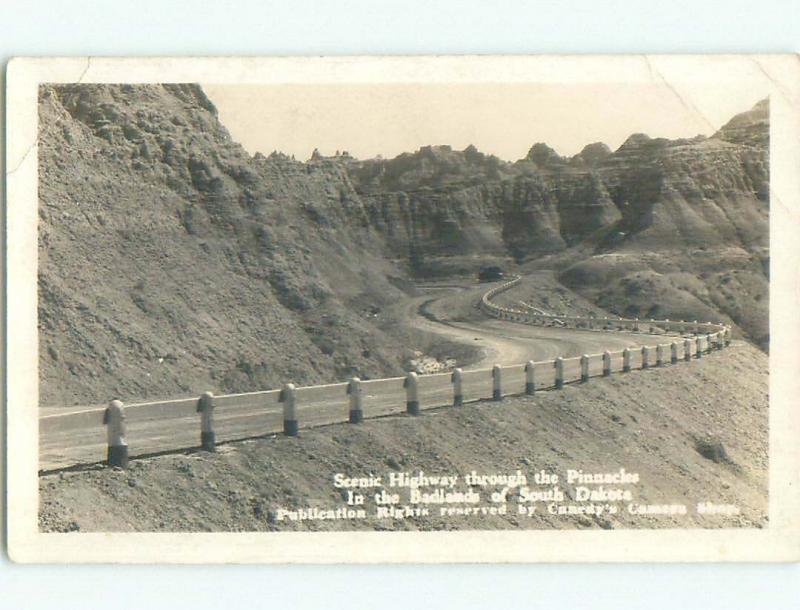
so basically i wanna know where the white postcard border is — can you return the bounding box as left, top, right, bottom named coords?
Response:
left=6, top=55, right=800, bottom=563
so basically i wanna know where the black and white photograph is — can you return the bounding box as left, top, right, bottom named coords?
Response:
left=5, top=55, right=799, bottom=562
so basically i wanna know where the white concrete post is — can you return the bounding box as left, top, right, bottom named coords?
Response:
left=671, top=342, right=678, bottom=364
left=706, top=333, right=713, bottom=354
left=623, top=348, right=631, bottom=373
left=716, top=332, right=724, bottom=350
left=693, top=320, right=700, bottom=335
left=524, top=360, right=535, bottom=395
left=347, top=377, right=363, bottom=423
left=404, top=372, right=419, bottom=415
left=602, top=351, right=611, bottom=377
left=695, top=336, right=703, bottom=359
left=492, top=364, right=502, bottom=401
left=649, top=319, right=656, bottom=334
left=656, top=344, right=664, bottom=367
left=633, top=318, right=640, bottom=332
left=279, top=383, right=298, bottom=436
left=641, top=345, right=650, bottom=369
left=103, top=399, right=128, bottom=468
left=451, top=367, right=464, bottom=406
left=684, top=338, right=692, bottom=362
left=580, top=355, right=590, bottom=383
left=196, top=391, right=215, bottom=451
left=555, top=357, right=565, bottom=389
left=725, top=327, right=731, bottom=346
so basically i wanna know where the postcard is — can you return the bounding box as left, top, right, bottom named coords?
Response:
left=6, top=55, right=799, bottom=562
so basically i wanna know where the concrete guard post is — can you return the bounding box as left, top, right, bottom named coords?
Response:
left=103, top=399, right=128, bottom=468
left=633, top=317, right=639, bottom=332
left=196, top=391, right=216, bottom=452
left=492, top=364, right=503, bottom=401
left=622, top=348, right=631, bottom=373
left=404, top=372, right=419, bottom=415
left=656, top=344, right=664, bottom=367
left=717, top=332, right=725, bottom=350
left=525, top=360, right=536, bottom=394
left=279, top=383, right=298, bottom=436
left=580, top=355, right=590, bottom=383
left=695, top=336, right=703, bottom=359
left=451, top=368, right=464, bottom=406
left=555, top=357, right=564, bottom=389
left=706, top=333, right=713, bottom=354
left=649, top=319, right=656, bottom=334
left=347, top=377, right=363, bottom=424
left=693, top=320, right=700, bottom=335
left=602, top=351, right=611, bottom=377
left=725, top=327, right=731, bottom=346
left=684, top=338, right=692, bottom=362
left=641, top=345, right=649, bottom=369
left=671, top=342, right=679, bottom=364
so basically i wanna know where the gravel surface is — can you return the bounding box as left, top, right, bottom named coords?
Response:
left=40, top=342, right=767, bottom=532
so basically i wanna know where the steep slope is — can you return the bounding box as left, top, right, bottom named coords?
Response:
left=348, top=144, right=623, bottom=272
left=38, top=84, right=416, bottom=407
left=39, top=343, right=768, bottom=532
left=558, top=102, right=768, bottom=348
left=713, top=98, right=769, bottom=147
left=38, top=88, right=770, bottom=408
left=344, top=100, right=769, bottom=347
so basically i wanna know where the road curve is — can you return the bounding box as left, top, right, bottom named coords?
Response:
left=407, top=283, right=668, bottom=368
left=39, top=281, right=694, bottom=471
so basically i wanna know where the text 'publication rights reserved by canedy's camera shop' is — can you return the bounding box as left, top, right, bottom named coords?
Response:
left=269, top=468, right=742, bottom=524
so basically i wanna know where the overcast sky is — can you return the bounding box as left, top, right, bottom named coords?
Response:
left=203, top=82, right=768, bottom=162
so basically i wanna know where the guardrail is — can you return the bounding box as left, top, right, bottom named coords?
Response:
left=480, top=275, right=731, bottom=338
left=39, top=276, right=731, bottom=471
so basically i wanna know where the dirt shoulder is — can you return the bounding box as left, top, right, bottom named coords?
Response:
left=40, top=342, right=768, bottom=532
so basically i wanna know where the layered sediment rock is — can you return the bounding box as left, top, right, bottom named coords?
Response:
left=38, top=86, right=769, bottom=405
left=344, top=100, right=769, bottom=347
left=38, top=84, right=409, bottom=406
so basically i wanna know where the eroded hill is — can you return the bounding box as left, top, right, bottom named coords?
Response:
left=38, top=84, right=419, bottom=406
left=345, top=100, right=769, bottom=347
left=38, top=86, right=769, bottom=407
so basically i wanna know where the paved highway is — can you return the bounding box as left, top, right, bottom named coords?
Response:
left=39, top=282, right=684, bottom=471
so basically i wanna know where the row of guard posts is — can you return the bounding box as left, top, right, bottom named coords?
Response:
left=102, top=332, right=728, bottom=468
left=102, top=297, right=731, bottom=468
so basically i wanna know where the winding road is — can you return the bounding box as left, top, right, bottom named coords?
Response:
left=408, top=282, right=667, bottom=368
left=39, top=280, right=684, bottom=471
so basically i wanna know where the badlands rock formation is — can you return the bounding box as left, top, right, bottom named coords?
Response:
left=38, top=85, right=769, bottom=405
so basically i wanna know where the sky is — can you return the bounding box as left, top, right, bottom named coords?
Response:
left=202, top=82, right=768, bottom=162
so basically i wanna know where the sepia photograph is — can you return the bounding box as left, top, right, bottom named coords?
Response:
left=5, top=55, right=799, bottom=562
